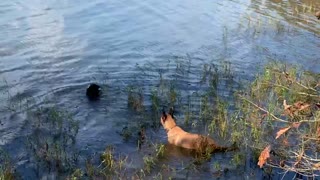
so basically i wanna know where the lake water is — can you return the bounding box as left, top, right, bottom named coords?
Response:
left=0, top=0, right=319, bottom=179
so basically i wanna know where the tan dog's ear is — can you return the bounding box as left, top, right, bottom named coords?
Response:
left=168, top=107, right=174, bottom=117
left=161, top=109, right=167, bottom=121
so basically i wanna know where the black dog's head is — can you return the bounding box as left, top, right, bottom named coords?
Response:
left=86, top=83, right=101, bottom=100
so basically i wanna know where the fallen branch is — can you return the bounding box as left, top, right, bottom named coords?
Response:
left=259, top=83, right=319, bottom=98
left=238, top=95, right=288, bottom=123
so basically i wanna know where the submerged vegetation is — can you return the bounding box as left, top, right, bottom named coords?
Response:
left=0, top=59, right=319, bottom=179
left=0, top=149, right=15, bottom=180
left=26, top=107, right=80, bottom=175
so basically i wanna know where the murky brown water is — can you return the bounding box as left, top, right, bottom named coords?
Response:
left=0, top=0, right=319, bottom=179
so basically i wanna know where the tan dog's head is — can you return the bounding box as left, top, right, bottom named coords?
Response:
left=316, top=11, right=320, bottom=20
left=160, top=107, right=176, bottom=131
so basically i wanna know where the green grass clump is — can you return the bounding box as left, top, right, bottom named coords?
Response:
left=142, top=143, right=165, bottom=174
left=127, top=85, right=145, bottom=112
left=102, top=146, right=127, bottom=172
left=0, top=150, right=16, bottom=180
left=143, top=156, right=156, bottom=174
left=26, top=107, right=79, bottom=176
left=66, top=169, right=83, bottom=180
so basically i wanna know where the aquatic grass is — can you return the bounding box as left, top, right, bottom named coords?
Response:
left=200, top=64, right=210, bottom=84
left=150, top=88, right=164, bottom=128
left=85, top=159, right=96, bottom=178
left=0, top=81, right=37, bottom=115
left=154, top=143, right=165, bottom=158
left=152, top=172, right=163, bottom=180
left=231, top=152, right=245, bottom=167
left=143, top=156, right=156, bottom=174
left=81, top=142, right=167, bottom=179
left=0, top=150, right=15, bottom=180
left=99, top=145, right=129, bottom=179
left=193, top=149, right=212, bottom=165
left=207, top=64, right=219, bottom=96
left=183, top=92, right=200, bottom=126
left=151, top=88, right=160, bottom=113
left=66, top=169, right=83, bottom=180
left=213, top=161, right=221, bottom=171
left=142, top=142, right=166, bottom=174
left=25, top=107, right=80, bottom=176
left=221, top=60, right=233, bottom=79
left=207, top=98, right=230, bottom=139
left=222, top=26, right=228, bottom=53
left=127, top=85, right=145, bottom=112
left=119, top=126, right=133, bottom=141
left=101, top=146, right=116, bottom=171
left=168, top=82, right=179, bottom=107
left=0, top=83, right=82, bottom=178
left=199, top=61, right=234, bottom=127
left=0, top=164, right=14, bottom=180
left=199, top=94, right=211, bottom=123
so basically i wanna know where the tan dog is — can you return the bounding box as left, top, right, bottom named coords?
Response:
left=161, top=108, right=234, bottom=153
left=316, top=11, right=320, bottom=20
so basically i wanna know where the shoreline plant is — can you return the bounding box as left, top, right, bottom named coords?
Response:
left=232, top=61, right=320, bottom=178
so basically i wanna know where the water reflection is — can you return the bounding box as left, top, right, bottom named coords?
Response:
left=251, top=0, right=320, bottom=34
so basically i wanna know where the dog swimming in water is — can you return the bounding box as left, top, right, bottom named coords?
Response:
left=86, top=83, right=101, bottom=100
left=160, top=107, right=236, bottom=153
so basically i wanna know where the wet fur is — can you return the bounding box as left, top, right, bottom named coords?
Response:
left=86, top=83, right=101, bottom=100
left=161, top=108, right=234, bottom=153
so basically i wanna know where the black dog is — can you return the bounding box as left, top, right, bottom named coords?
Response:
left=86, top=83, right=101, bottom=100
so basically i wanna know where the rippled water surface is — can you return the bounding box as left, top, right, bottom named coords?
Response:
left=0, top=0, right=319, bottom=179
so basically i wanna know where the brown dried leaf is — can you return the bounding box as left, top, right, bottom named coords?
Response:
left=276, top=126, right=291, bottom=139
left=283, top=100, right=294, bottom=117
left=300, top=104, right=310, bottom=111
left=282, top=138, right=289, bottom=146
left=317, top=127, right=320, bottom=137
left=294, top=152, right=303, bottom=167
left=261, top=113, right=267, bottom=119
left=283, top=109, right=294, bottom=117
left=313, top=163, right=320, bottom=169
left=294, top=101, right=310, bottom=111
left=258, top=145, right=271, bottom=168
left=293, top=101, right=303, bottom=107
left=283, top=72, right=292, bottom=81
left=283, top=100, right=291, bottom=110
left=291, top=122, right=301, bottom=129
left=283, top=100, right=310, bottom=117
